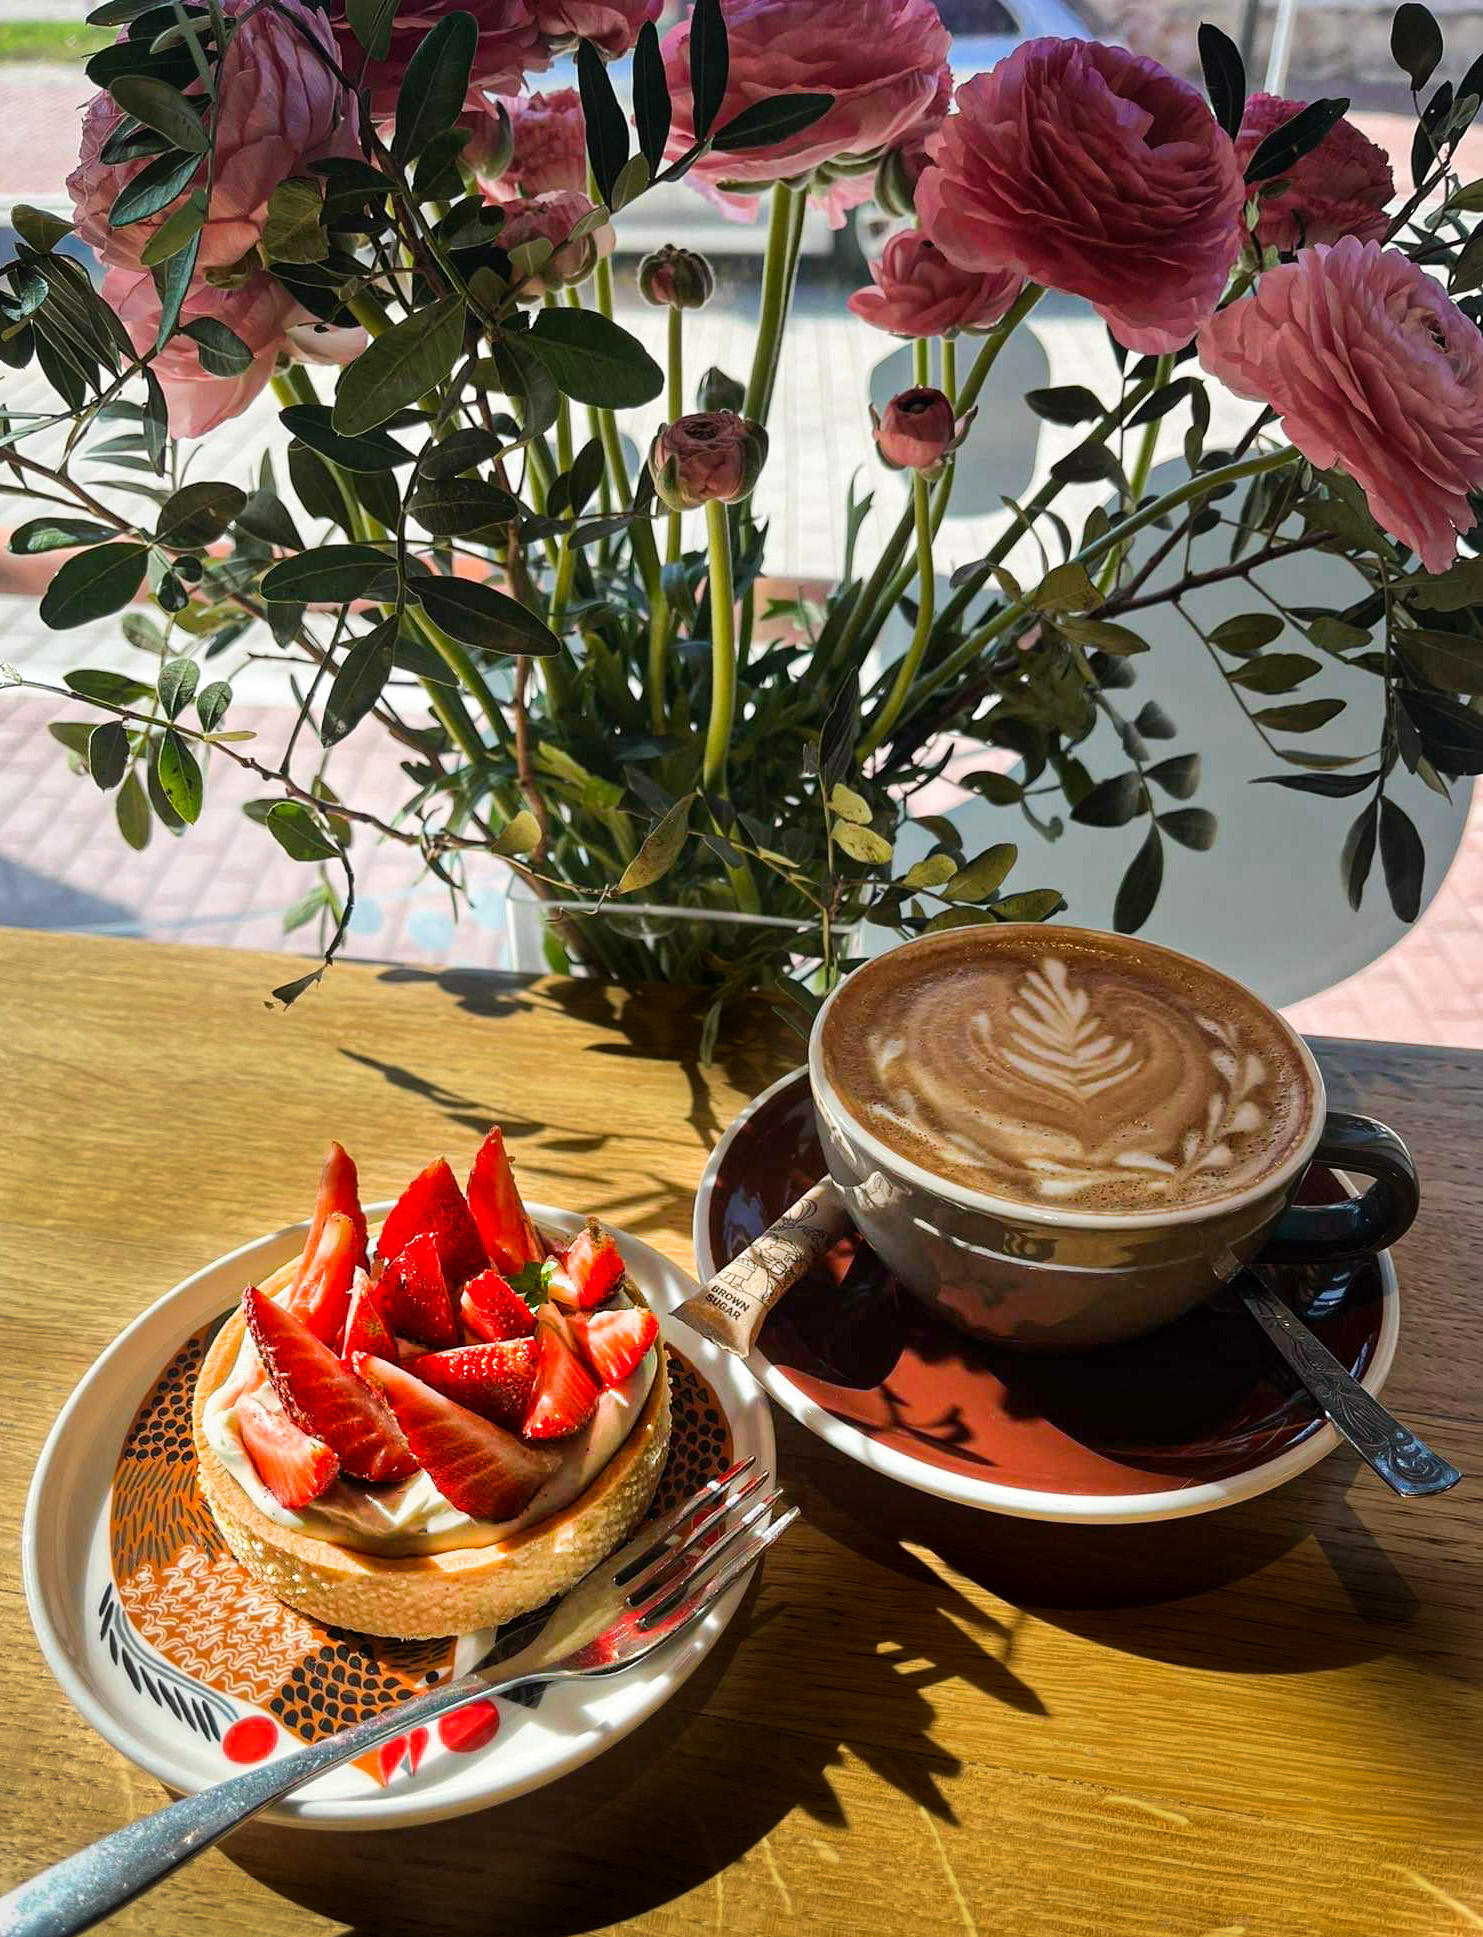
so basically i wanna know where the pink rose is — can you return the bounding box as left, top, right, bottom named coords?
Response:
left=918, top=39, right=1245, bottom=354
left=871, top=386, right=973, bottom=474
left=661, top=0, right=949, bottom=226
left=477, top=88, right=586, bottom=197
left=332, top=1, right=547, bottom=120
left=533, top=0, right=660, bottom=56
left=1235, top=93, right=1394, bottom=254
left=649, top=411, right=769, bottom=508
left=848, top=230, right=1021, bottom=338
left=500, top=189, right=614, bottom=293
left=1198, top=239, right=1483, bottom=573
left=106, top=267, right=296, bottom=438
left=70, top=0, right=358, bottom=274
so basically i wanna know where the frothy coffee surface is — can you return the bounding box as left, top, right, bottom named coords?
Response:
left=820, top=930, right=1316, bottom=1214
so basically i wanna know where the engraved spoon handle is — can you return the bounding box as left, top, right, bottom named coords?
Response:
left=1236, top=1272, right=1461, bottom=1498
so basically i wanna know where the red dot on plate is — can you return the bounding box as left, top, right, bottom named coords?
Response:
left=222, top=1716, right=278, bottom=1764
left=438, top=1700, right=499, bottom=1754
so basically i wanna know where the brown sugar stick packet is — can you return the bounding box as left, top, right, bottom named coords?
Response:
left=677, top=1179, right=851, bottom=1357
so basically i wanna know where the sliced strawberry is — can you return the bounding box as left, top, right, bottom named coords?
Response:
left=291, top=1142, right=368, bottom=1292
left=522, top=1310, right=599, bottom=1440
left=243, top=1285, right=417, bottom=1483
left=286, top=1211, right=358, bottom=1346
left=354, top=1354, right=556, bottom=1520
left=342, top=1269, right=397, bottom=1366
left=236, top=1391, right=340, bottom=1508
left=569, top=1305, right=659, bottom=1389
left=549, top=1220, right=626, bottom=1310
left=466, top=1127, right=543, bottom=1278
left=376, top=1158, right=487, bottom=1288
left=405, top=1340, right=538, bottom=1433
left=460, top=1268, right=538, bottom=1343
left=378, top=1232, right=459, bottom=1349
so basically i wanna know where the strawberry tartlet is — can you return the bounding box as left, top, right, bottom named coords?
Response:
left=191, top=1131, right=671, bottom=1639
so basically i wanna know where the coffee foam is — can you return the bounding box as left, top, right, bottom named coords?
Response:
left=820, top=930, right=1316, bottom=1215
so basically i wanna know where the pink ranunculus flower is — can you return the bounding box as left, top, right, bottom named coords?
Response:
left=649, top=411, right=769, bottom=509
left=871, top=386, right=974, bottom=475
left=1235, top=93, right=1394, bottom=254
left=918, top=39, right=1246, bottom=354
left=532, top=0, right=660, bottom=56
left=478, top=88, right=586, bottom=197
left=106, top=267, right=297, bottom=439
left=848, top=230, right=1022, bottom=338
left=70, top=0, right=358, bottom=274
left=661, top=0, right=949, bottom=228
left=500, top=189, right=614, bottom=294
left=1198, top=238, right=1483, bottom=573
left=332, top=1, right=548, bottom=121
left=874, top=59, right=952, bottom=214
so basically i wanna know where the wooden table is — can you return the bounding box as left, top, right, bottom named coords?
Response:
left=3, top=927, right=1481, bottom=1937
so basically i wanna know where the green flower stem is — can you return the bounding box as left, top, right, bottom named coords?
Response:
left=703, top=497, right=760, bottom=912
left=666, top=304, right=683, bottom=566
left=941, top=334, right=958, bottom=408
left=1095, top=351, right=1171, bottom=596
left=859, top=472, right=933, bottom=761
left=912, top=337, right=930, bottom=387
left=402, top=609, right=496, bottom=768
left=346, top=290, right=392, bottom=339
left=743, top=182, right=805, bottom=429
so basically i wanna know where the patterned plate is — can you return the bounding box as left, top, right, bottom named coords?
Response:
left=23, top=1204, right=773, bottom=1830
left=693, top=1070, right=1399, bottom=1525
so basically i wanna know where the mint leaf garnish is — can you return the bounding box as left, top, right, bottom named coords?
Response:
left=508, top=1257, right=559, bottom=1309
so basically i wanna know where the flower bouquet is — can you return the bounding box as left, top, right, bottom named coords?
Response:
left=5, top=0, right=1483, bottom=1043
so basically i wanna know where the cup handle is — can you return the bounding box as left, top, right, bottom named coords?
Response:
left=1261, top=1111, right=1420, bottom=1264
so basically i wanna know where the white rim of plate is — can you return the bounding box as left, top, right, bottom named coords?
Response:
left=692, top=1067, right=1399, bottom=1527
left=23, top=1202, right=774, bottom=1829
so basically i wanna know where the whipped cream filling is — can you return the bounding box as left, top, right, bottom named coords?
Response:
left=204, top=1299, right=657, bottom=1559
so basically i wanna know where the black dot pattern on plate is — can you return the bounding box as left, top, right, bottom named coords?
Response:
left=111, top=1329, right=222, bottom=1576
left=646, top=1346, right=734, bottom=1521
left=269, top=1632, right=451, bottom=1740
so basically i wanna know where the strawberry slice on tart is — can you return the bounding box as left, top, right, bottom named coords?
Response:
left=523, top=1308, right=600, bottom=1440
left=236, top=1392, right=340, bottom=1508
left=290, top=1141, right=368, bottom=1292
left=355, top=1354, right=557, bottom=1521
left=286, top=1210, right=359, bottom=1347
left=243, top=1285, right=417, bottom=1483
left=377, top=1157, right=487, bottom=1288
left=547, top=1220, right=625, bottom=1310
left=569, top=1305, right=660, bottom=1389
left=378, top=1231, right=459, bottom=1350
left=341, top=1269, right=397, bottom=1366
left=461, top=1267, right=538, bottom=1343
left=404, top=1340, right=538, bottom=1433
left=466, top=1127, right=543, bottom=1278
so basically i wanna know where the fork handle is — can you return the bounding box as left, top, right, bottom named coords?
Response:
left=0, top=1668, right=524, bottom=1937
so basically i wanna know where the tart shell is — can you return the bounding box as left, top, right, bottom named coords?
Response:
left=191, top=1260, right=672, bottom=1640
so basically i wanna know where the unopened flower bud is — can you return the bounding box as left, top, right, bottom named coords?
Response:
left=870, top=386, right=975, bottom=476
left=696, top=364, right=745, bottom=413
left=874, top=141, right=930, bottom=218
left=638, top=244, right=715, bottom=310
left=648, top=410, right=769, bottom=510
left=500, top=190, right=614, bottom=296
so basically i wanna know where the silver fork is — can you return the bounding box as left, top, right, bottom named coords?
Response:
left=0, top=1459, right=793, bottom=1937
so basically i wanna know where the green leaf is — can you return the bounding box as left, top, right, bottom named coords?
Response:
left=155, top=726, right=202, bottom=823
left=1032, top=561, right=1097, bottom=614
left=346, top=0, right=400, bottom=59
left=819, top=671, right=860, bottom=791
left=632, top=20, right=671, bottom=173
left=322, top=619, right=395, bottom=746
left=1397, top=629, right=1483, bottom=692
left=576, top=39, right=629, bottom=206
left=157, top=656, right=198, bottom=719
left=408, top=478, right=520, bottom=536
left=1392, top=1, right=1444, bottom=88
left=196, top=679, right=231, bottom=732
left=109, top=149, right=200, bottom=231
left=280, top=405, right=413, bottom=475
left=493, top=809, right=542, bottom=857
left=1307, top=615, right=1370, bottom=652
left=828, top=782, right=871, bottom=826
left=108, top=75, right=208, bottom=152
left=941, top=843, right=1017, bottom=902
left=1070, top=771, right=1143, bottom=826
left=1226, top=653, right=1320, bottom=693
left=618, top=793, right=694, bottom=892
left=88, top=719, right=129, bottom=791
left=283, top=881, right=333, bottom=933
left=993, top=889, right=1067, bottom=923
left=534, top=741, right=623, bottom=811
left=527, top=306, right=663, bottom=408
left=261, top=177, right=327, bottom=265
left=49, top=721, right=95, bottom=760
left=142, top=367, right=168, bottom=472
left=260, top=543, right=393, bottom=604
left=1252, top=697, right=1346, bottom=732
left=1251, top=767, right=1378, bottom=798
left=1113, top=824, right=1163, bottom=934
left=1198, top=20, right=1246, bottom=136
left=138, top=192, right=206, bottom=267
left=413, top=574, right=561, bottom=655
left=116, top=767, right=151, bottom=850
left=1244, top=97, right=1350, bottom=183
left=41, top=544, right=148, bottom=629
left=1058, top=617, right=1148, bottom=655
left=1400, top=690, right=1483, bottom=774
left=712, top=94, right=832, bottom=152
left=687, top=0, right=729, bottom=142
left=393, top=10, right=477, bottom=162
left=156, top=480, right=246, bottom=548
left=64, top=668, right=152, bottom=706
left=1341, top=800, right=1377, bottom=909
left=1378, top=796, right=1425, bottom=921
left=259, top=799, right=341, bottom=862
left=1146, top=753, right=1200, bottom=799
left=960, top=770, right=1024, bottom=806
left=900, top=853, right=957, bottom=891
left=9, top=517, right=116, bottom=554
left=1024, top=385, right=1104, bottom=425
left=236, top=487, right=303, bottom=550
left=1403, top=557, right=1483, bottom=611
left=10, top=203, right=72, bottom=251
left=181, top=317, right=253, bottom=378
left=1210, top=612, right=1284, bottom=654
left=332, top=296, right=466, bottom=434
left=833, top=820, right=893, bottom=865
left=1157, top=807, right=1217, bottom=851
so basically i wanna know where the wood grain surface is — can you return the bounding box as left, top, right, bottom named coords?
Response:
left=2, top=926, right=1480, bottom=1937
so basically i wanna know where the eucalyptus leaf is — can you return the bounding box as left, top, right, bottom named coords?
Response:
left=9, top=517, right=116, bottom=554
left=1251, top=768, right=1378, bottom=797
left=280, top=404, right=414, bottom=474
left=261, top=177, right=328, bottom=265
left=1113, top=824, right=1163, bottom=934
left=900, top=853, right=957, bottom=891
left=1198, top=20, right=1246, bottom=135
left=1341, top=800, right=1377, bottom=909
left=576, top=39, right=629, bottom=206
left=88, top=720, right=129, bottom=791
left=527, top=306, right=663, bottom=408
left=157, top=656, right=198, bottom=719
left=108, top=147, right=200, bottom=228
left=1024, top=385, right=1103, bottom=425
left=155, top=726, right=202, bottom=823
left=618, top=793, right=694, bottom=892
left=1210, top=612, right=1284, bottom=654
left=182, top=317, right=253, bottom=377
left=413, top=575, right=561, bottom=655
left=994, top=889, right=1067, bottom=923
left=260, top=798, right=341, bottom=861
left=1252, top=697, right=1345, bottom=732
left=108, top=75, right=208, bottom=154
left=828, top=782, right=871, bottom=826
left=1070, top=771, right=1143, bottom=826
left=941, top=843, right=1017, bottom=902
left=1146, top=753, right=1200, bottom=799
left=41, top=544, right=148, bottom=630
left=960, top=770, right=1024, bottom=805
left=393, top=10, right=477, bottom=162
left=1392, top=1, right=1444, bottom=88
left=156, top=480, right=246, bottom=548
left=116, top=767, right=152, bottom=849
left=687, top=0, right=729, bottom=143
left=408, top=477, right=520, bottom=536
left=1226, top=652, right=1320, bottom=692
left=1397, top=629, right=1483, bottom=691
left=64, top=667, right=152, bottom=705
left=196, top=679, right=231, bottom=732
left=260, top=543, right=393, bottom=604
left=632, top=20, right=671, bottom=172
left=492, top=809, right=542, bottom=857
left=333, top=296, right=465, bottom=435
left=323, top=620, right=395, bottom=746
left=1400, top=689, right=1483, bottom=773
left=712, top=95, right=831, bottom=152
left=833, top=820, right=894, bottom=865
left=1157, top=807, right=1217, bottom=851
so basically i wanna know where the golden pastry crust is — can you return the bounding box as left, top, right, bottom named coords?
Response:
left=191, top=1259, right=671, bottom=1640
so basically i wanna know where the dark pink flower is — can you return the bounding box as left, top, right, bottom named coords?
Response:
left=918, top=39, right=1245, bottom=353
left=649, top=411, right=769, bottom=508
left=1235, top=93, right=1394, bottom=253
left=532, top=0, right=660, bottom=56
left=331, top=1, right=547, bottom=120
left=70, top=0, right=358, bottom=273
left=848, top=229, right=1021, bottom=338
left=874, top=60, right=952, bottom=214
left=1198, top=238, right=1483, bottom=573
left=500, top=189, right=614, bottom=293
left=662, top=0, right=948, bottom=226
left=871, top=385, right=971, bottom=473
left=106, top=267, right=296, bottom=438
left=476, top=88, right=586, bottom=197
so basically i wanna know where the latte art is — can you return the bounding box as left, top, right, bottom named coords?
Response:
left=820, top=931, right=1315, bottom=1214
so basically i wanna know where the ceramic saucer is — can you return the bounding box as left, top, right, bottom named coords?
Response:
left=693, top=1070, right=1397, bottom=1525
left=23, top=1204, right=773, bottom=1830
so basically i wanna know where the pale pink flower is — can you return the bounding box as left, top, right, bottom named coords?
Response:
left=849, top=229, right=1021, bottom=338
left=331, top=0, right=547, bottom=120
left=918, top=39, right=1245, bottom=353
left=649, top=411, right=768, bottom=508
left=70, top=0, right=358, bottom=274
left=477, top=88, right=586, bottom=197
left=106, top=268, right=295, bottom=439
left=533, top=0, right=660, bottom=56
left=500, top=189, right=614, bottom=293
left=1235, top=93, right=1394, bottom=254
left=661, top=0, right=949, bottom=227
left=1198, top=238, right=1483, bottom=573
